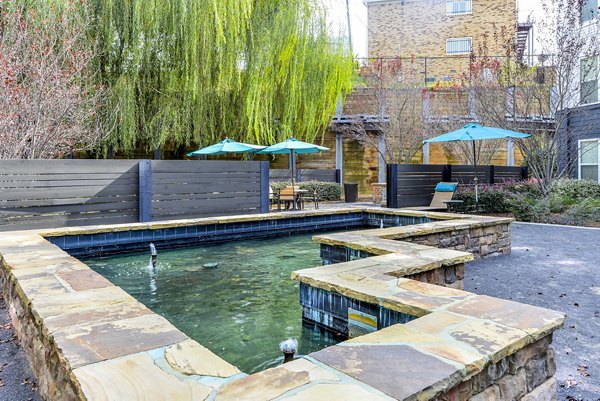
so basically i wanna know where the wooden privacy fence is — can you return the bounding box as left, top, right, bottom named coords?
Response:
left=386, top=164, right=528, bottom=208
left=0, top=160, right=268, bottom=231
left=269, top=168, right=341, bottom=183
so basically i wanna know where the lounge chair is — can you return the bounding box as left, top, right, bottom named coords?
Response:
left=400, top=182, right=459, bottom=211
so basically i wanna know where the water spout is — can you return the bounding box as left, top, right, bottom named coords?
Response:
left=279, top=338, right=298, bottom=364
left=150, top=243, right=157, bottom=267
left=380, top=219, right=384, bottom=229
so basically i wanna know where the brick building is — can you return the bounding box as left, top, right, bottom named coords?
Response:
left=364, top=0, right=518, bottom=81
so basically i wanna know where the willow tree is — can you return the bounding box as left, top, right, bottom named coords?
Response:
left=93, top=0, right=354, bottom=153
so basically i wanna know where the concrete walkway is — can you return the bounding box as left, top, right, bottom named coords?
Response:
left=465, top=222, right=600, bottom=400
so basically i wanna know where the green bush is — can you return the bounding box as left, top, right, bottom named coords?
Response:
left=566, top=198, right=600, bottom=224
left=270, top=181, right=341, bottom=201
left=452, top=178, right=600, bottom=226
left=507, top=193, right=545, bottom=222
left=454, top=185, right=512, bottom=214
left=553, top=179, right=600, bottom=201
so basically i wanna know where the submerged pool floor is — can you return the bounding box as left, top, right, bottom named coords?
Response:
left=85, top=233, right=341, bottom=374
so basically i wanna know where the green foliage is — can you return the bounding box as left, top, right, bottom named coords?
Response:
left=92, top=0, right=355, bottom=153
left=454, top=179, right=600, bottom=226
left=271, top=181, right=341, bottom=201
left=454, top=186, right=512, bottom=214
left=553, top=179, right=600, bottom=201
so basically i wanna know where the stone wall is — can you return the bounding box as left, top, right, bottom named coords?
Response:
left=0, top=259, right=81, bottom=400
left=436, top=335, right=558, bottom=401
left=406, top=263, right=465, bottom=290
left=400, top=223, right=512, bottom=258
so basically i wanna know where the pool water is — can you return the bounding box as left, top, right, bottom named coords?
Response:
left=85, top=233, right=342, bottom=373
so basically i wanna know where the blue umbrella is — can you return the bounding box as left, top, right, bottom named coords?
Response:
left=259, top=138, right=330, bottom=206
left=424, top=123, right=531, bottom=202
left=187, top=138, right=266, bottom=156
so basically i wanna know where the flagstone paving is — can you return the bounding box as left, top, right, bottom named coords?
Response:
left=0, top=209, right=566, bottom=400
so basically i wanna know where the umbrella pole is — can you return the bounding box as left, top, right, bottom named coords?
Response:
left=291, top=150, right=296, bottom=210
left=472, top=140, right=479, bottom=204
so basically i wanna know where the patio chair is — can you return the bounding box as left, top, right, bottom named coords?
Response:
left=277, top=186, right=302, bottom=210
left=400, top=182, right=459, bottom=212
left=269, top=186, right=280, bottom=210
left=299, top=188, right=319, bottom=210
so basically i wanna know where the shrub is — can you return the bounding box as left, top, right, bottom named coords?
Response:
left=507, top=193, right=546, bottom=222
left=270, top=181, right=341, bottom=201
left=454, top=185, right=512, bottom=214
left=567, top=198, right=600, bottom=224
left=553, top=179, right=600, bottom=201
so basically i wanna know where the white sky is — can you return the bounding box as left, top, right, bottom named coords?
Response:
left=324, top=0, right=546, bottom=58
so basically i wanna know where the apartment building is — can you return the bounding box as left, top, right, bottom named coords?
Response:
left=572, top=0, right=600, bottom=182
left=363, top=0, right=519, bottom=81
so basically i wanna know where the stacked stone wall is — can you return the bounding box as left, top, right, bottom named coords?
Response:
left=437, top=335, right=557, bottom=401
left=0, top=260, right=82, bottom=401
left=402, top=223, right=511, bottom=258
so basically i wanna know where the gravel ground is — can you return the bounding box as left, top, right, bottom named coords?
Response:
left=0, top=298, right=42, bottom=401
left=465, top=222, right=600, bottom=401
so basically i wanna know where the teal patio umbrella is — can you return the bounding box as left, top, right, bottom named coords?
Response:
left=424, top=123, right=531, bottom=202
left=187, top=138, right=266, bottom=156
left=259, top=138, right=329, bottom=206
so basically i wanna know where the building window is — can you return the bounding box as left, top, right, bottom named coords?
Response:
left=446, top=0, right=472, bottom=15
left=580, top=57, right=598, bottom=104
left=446, top=38, right=472, bottom=55
left=581, top=0, right=598, bottom=24
left=579, top=139, right=599, bottom=182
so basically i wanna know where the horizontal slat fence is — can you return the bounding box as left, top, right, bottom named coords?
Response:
left=0, top=160, right=139, bottom=230
left=150, top=160, right=265, bottom=221
left=387, top=164, right=527, bottom=208
left=0, top=159, right=268, bottom=231
left=270, top=168, right=340, bottom=183
left=389, top=164, right=446, bottom=208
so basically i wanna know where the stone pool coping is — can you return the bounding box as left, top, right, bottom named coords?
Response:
left=0, top=208, right=564, bottom=400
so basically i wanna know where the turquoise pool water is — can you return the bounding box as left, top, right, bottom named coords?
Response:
left=85, top=233, right=342, bottom=373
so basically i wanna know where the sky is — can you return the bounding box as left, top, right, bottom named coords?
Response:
left=324, top=0, right=546, bottom=58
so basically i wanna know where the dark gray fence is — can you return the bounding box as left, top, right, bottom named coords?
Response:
left=0, top=160, right=140, bottom=230
left=270, top=168, right=340, bottom=183
left=0, top=160, right=268, bottom=231
left=386, top=164, right=528, bottom=208
left=149, top=160, right=267, bottom=221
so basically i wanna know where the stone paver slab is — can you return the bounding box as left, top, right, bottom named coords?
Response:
left=446, top=295, right=566, bottom=339
left=36, top=286, right=152, bottom=333
left=215, top=361, right=311, bottom=401
left=310, top=344, right=463, bottom=400
left=281, top=383, right=394, bottom=401
left=53, top=313, right=187, bottom=368
left=57, top=269, right=113, bottom=291
left=74, top=352, right=213, bottom=401
left=164, top=339, right=240, bottom=378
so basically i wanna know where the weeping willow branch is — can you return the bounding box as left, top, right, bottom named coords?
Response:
left=93, top=0, right=354, bottom=153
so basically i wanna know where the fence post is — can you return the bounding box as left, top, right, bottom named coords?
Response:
left=386, top=164, right=398, bottom=208
left=521, top=166, right=529, bottom=180
left=443, top=164, right=452, bottom=182
left=489, top=165, right=495, bottom=184
left=260, top=161, right=270, bottom=213
left=335, top=169, right=342, bottom=184
left=138, top=160, right=152, bottom=222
